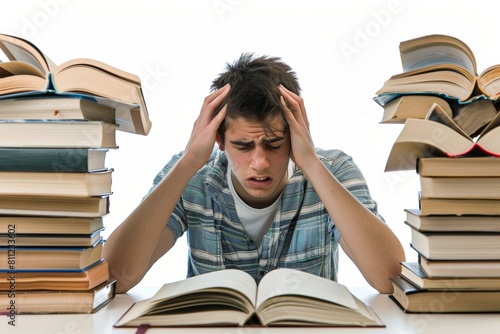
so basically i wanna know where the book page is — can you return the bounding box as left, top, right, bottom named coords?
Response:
left=400, top=44, right=476, bottom=74
left=149, top=269, right=257, bottom=306
left=115, top=269, right=258, bottom=327
left=0, top=35, right=55, bottom=73
left=426, top=103, right=471, bottom=139
left=479, top=109, right=500, bottom=137
left=256, top=268, right=358, bottom=310
left=399, top=34, right=476, bottom=74
left=54, top=58, right=140, bottom=84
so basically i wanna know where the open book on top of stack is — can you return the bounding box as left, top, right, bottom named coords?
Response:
left=0, top=33, right=151, bottom=135
left=375, top=33, right=500, bottom=140
left=375, top=33, right=500, bottom=105
left=374, top=34, right=500, bottom=313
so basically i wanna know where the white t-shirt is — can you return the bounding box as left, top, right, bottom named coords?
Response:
left=227, top=162, right=294, bottom=254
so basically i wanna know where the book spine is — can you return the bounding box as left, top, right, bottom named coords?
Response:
left=0, top=148, right=90, bottom=172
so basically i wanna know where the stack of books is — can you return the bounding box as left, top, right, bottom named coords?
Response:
left=374, top=34, right=500, bottom=313
left=0, top=33, right=151, bottom=315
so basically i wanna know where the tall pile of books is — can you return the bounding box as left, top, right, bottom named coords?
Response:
left=0, top=33, right=151, bottom=315
left=374, top=33, right=500, bottom=313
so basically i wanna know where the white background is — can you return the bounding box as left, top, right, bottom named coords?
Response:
left=3, top=0, right=498, bottom=288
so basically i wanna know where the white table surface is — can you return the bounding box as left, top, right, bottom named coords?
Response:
left=2, top=285, right=500, bottom=334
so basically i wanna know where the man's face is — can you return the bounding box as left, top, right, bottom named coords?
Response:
left=218, top=116, right=290, bottom=208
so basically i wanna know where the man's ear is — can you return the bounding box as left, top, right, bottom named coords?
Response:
left=216, top=134, right=225, bottom=151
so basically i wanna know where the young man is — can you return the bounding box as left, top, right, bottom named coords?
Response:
left=103, top=54, right=405, bottom=294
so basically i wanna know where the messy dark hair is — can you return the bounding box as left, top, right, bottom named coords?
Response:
left=210, top=53, right=301, bottom=142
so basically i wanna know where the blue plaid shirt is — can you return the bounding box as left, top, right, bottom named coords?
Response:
left=148, top=148, right=383, bottom=283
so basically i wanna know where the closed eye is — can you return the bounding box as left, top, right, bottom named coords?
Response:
left=231, top=141, right=254, bottom=151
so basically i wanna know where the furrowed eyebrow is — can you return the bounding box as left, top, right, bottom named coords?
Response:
left=263, top=136, right=285, bottom=144
left=230, top=140, right=254, bottom=146
left=230, top=137, right=285, bottom=146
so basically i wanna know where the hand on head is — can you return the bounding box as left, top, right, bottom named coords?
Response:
left=278, top=84, right=315, bottom=168
left=184, top=84, right=230, bottom=169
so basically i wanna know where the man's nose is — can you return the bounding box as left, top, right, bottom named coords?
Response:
left=250, top=147, right=270, bottom=171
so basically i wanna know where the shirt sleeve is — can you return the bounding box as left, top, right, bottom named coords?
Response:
left=143, top=152, right=187, bottom=240
left=318, top=148, right=385, bottom=241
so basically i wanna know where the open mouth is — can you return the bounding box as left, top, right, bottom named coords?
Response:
left=252, top=177, right=270, bottom=181
left=248, top=176, right=272, bottom=187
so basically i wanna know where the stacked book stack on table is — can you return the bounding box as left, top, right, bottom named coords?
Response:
left=374, top=34, right=500, bottom=313
left=0, top=33, right=151, bottom=315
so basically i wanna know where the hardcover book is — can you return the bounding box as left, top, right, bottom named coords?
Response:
left=0, top=148, right=108, bottom=172
left=390, top=275, right=500, bottom=313
left=0, top=279, right=116, bottom=314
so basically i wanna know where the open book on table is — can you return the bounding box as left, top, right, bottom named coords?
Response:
left=114, top=268, right=384, bottom=328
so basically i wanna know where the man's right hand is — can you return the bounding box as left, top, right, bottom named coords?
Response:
left=182, top=84, right=229, bottom=170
